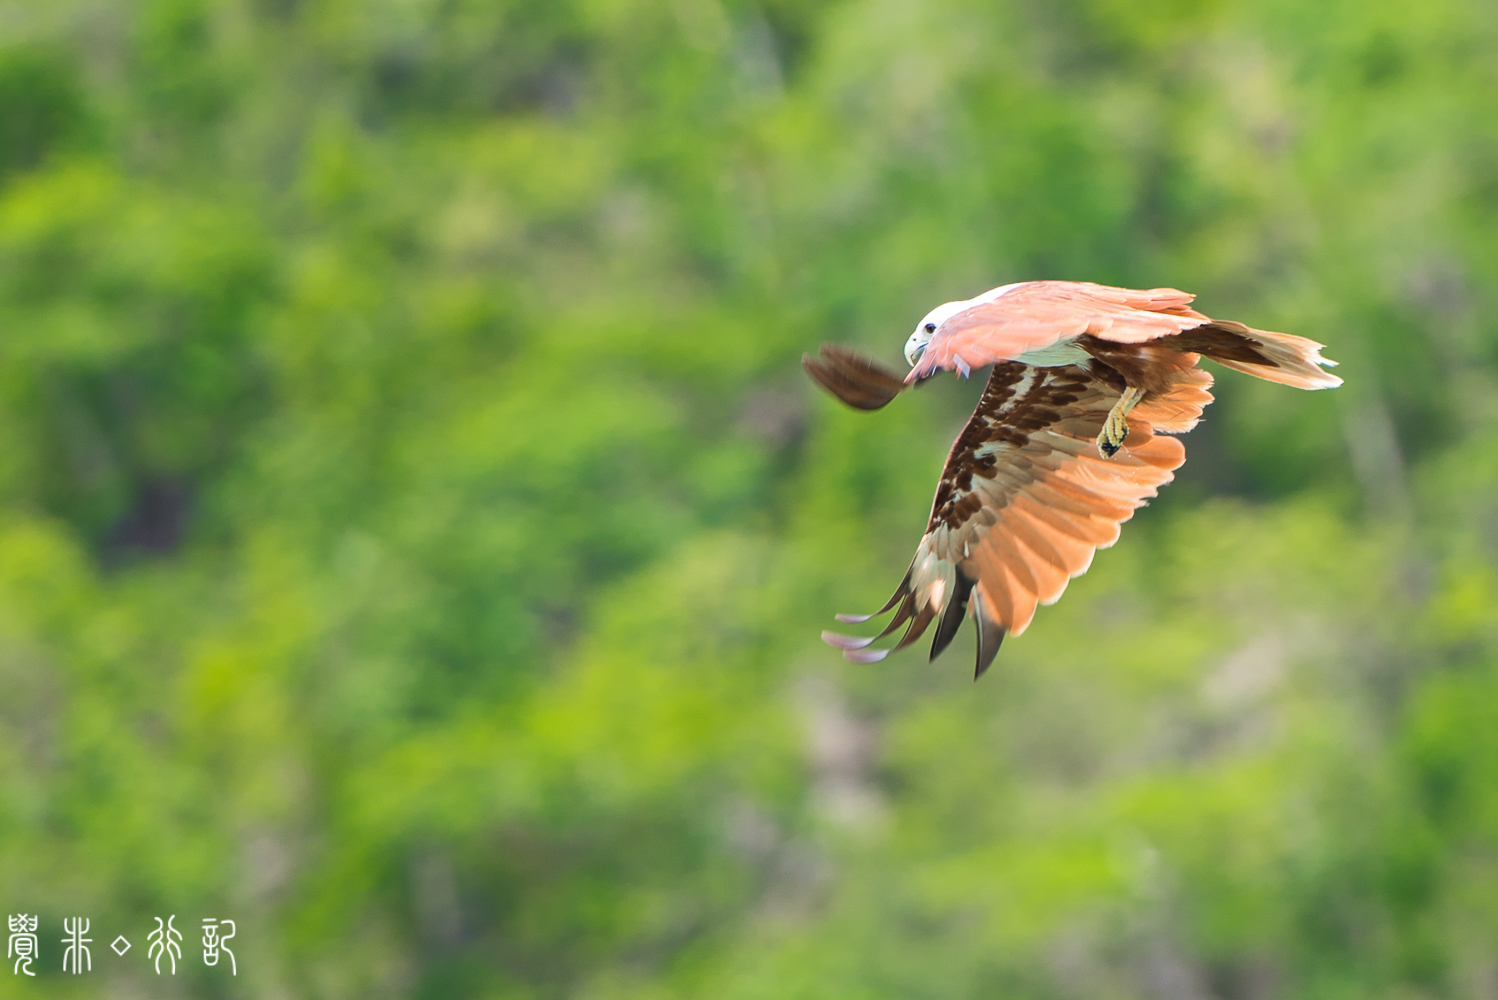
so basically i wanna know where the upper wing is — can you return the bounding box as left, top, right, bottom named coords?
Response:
left=911, top=281, right=1342, bottom=390
left=909, top=281, right=1209, bottom=380
left=824, top=361, right=1214, bottom=678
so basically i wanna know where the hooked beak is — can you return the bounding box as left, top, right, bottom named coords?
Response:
left=904, top=333, right=928, bottom=368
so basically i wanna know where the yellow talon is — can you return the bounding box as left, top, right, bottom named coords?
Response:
left=1097, top=386, right=1146, bottom=458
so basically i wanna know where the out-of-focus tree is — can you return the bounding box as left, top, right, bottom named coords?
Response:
left=1, top=1, right=1497, bottom=997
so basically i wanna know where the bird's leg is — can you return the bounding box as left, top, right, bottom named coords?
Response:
left=1097, top=386, right=1146, bottom=458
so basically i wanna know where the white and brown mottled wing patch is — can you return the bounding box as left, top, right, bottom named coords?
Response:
left=824, top=361, right=1213, bottom=678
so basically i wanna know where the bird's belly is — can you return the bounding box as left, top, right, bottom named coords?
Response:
left=1012, top=340, right=1091, bottom=367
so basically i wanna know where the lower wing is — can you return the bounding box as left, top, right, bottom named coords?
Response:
left=824, top=361, right=1213, bottom=678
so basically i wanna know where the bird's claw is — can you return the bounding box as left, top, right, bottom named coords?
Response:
left=1096, top=386, right=1145, bottom=459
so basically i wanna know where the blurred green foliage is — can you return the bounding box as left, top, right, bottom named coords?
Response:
left=1, top=0, right=1498, bottom=997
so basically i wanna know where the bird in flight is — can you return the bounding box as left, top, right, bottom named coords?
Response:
left=804, top=280, right=1341, bottom=679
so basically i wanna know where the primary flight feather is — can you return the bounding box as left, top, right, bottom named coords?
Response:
left=803, top=280, right=1341, bottom=679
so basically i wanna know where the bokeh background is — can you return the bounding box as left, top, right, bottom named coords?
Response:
left=2, top=0, right=1498, bottom=997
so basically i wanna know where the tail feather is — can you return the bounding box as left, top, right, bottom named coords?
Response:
left=1170, top=321, right=1341, bottom=390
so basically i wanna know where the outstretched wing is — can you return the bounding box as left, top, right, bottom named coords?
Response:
left=824, top=361, right=1214, bottom=678
left=909, top=282, right=1205, bottom=379
left=802, top=344, right=909, bottom=410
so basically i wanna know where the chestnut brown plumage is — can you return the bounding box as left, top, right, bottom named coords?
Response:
left=801, top=344, right=911, bottom=410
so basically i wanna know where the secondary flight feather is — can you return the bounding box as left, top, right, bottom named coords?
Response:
left=803, top=280, right=1341, bottom=679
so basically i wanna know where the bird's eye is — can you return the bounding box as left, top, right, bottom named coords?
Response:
left=924, top=322, right=936, bottom=333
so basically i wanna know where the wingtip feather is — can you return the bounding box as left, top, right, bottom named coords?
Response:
left=973, top=606, right=1006, bottom=680
left=821, top=630, right=876, bottom=651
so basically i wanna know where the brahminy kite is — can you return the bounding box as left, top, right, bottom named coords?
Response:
left=804, top=281, right=1341, bottom=678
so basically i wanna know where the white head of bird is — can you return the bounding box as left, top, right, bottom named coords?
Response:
left=904, top=317, right=938, bottom=367
left=904, top=283, right=1025, bottom=368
